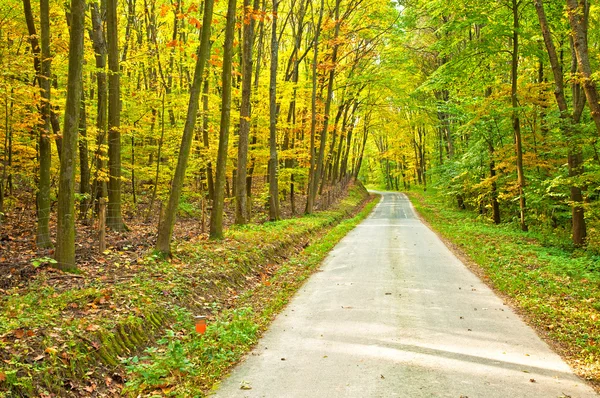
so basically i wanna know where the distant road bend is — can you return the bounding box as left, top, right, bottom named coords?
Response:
left=213, top=192, right=598, bottom=398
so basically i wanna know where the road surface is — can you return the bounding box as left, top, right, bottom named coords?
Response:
left=212, top=192, right=598, bottom=397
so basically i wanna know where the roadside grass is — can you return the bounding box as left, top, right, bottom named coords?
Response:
left=122, top=192, right=380, bottom=396
left=0, top=183, right=375, bottom=397
left=406, top=189, right=600, bottom=388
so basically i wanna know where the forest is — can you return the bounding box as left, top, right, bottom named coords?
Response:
left=1, top=0, right=600, bottom=395
left=369, top=0, right=600, bottom=250
left=0, top=0, right=397, bottom=271
left=3, top=0, right=600, bottom=266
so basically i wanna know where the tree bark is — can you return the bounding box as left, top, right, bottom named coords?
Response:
left=489, top=142, right=501, bottom=224
left=311, top=0, right=341, bottom=206
left=566, top=0, right=600, bottom=133
left=353, top=112, right=370, bottom=178
left=79, top=95, right=91, bottom=217
left=235, top=0, right=256, bottom=224
left=56, top=0, right=85, bottom=271
left=23, top=0, right=53, bottom=247
left=90, top=2, right=108, bottom=204
left=245, top=0, right=263, bottom=207
left=535, top=0, right=586, bottom=245
left=340, top=102, right=359, bottom=180
left=38, top=0, right=53, bottom=247
left=305, top=0, right=325, bottom=214
left=268, top=0, right=281, bottom=221
left=209, top=0, right=237, bottom=239
left=202, top=77, right=215, bottom=202
left=156, top=0, right=215, bottom=253
left=107, top=0, right=125, bottom=231
left=511, top=0, right=527, bottom=231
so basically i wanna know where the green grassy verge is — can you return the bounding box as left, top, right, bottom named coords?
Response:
left=0, top=183, right=375, bottom=397
left=406, top=189, right=600, bottom=389
left=122, top=192, right=380, bottom=397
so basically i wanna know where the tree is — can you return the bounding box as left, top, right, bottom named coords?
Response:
left=210, top=0, right=237, bottom=239
left=510, top=0, right=527, bottom=232
left=535, top=0, right=586, bottom=245
left=107, top=0, right=125, bottom=231
left=235, top=0, right=257, bottom=224
left=56, top=0, right=85, bottom=270
left=309, top=0, right=341, bottom=210
left=90, top=1, right=108, bottom=205
left=156, top=0, right=215, bottom=254
left=566, top=0, right=600, bottom=133
left=268, top=0, right=280, bottom=221
left=305, top=0, right=325, bottom=214
left=21, top=0, right=52, bottom=248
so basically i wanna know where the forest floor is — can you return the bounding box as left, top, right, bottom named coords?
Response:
left=0, top=181, right=375, bottom=397
left=0, top=180, right=335, bottom=292
left=406, top=189, right=600, bottom=393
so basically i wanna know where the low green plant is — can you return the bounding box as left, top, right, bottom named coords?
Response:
left=31, top=256, right=57, bottom=268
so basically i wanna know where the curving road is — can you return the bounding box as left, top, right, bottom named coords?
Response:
left=212, top=192, right=598, bottom=397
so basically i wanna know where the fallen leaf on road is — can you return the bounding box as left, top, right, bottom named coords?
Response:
left=240, top=381, right=252, bottom=390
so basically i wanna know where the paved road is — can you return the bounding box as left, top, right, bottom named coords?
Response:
left=212, top=192, right=598, bottom=397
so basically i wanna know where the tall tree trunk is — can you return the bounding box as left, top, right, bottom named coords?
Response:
left=202, top=78, right=215, bottom=201
left=90, top=2, right=108, bottom=204
left=566, top=0, right=600, bottom=133
left=310, top=0, right=341, bottom=211
left=354, top=112, right=370, bottom=178
left=107, top=0, right=125, bottom=231
left=435, top=89, right=454, bottom=158
left=569, top=37, right=587, bottom=245
left=0, top=95, right=7, bottom=219
left=305, top=0, right=324, bottom=214
left=155, top=0, right=215, bottom=254
left=23, top=0, right=53, bottom=247
left=121, top=0, right=135, bottom=63
left=340, top=102, right=359, bottom=180
left=283, top=0, right=307, bottom=215
left=209, top=0, right=237, bottom=239
left=246, top=0, right=264, bottom=209
left=268, top=0, right=280, bottom=221
left=312, top=0, right=341, bottom=202
left=56, top=0, right=85, bottom=271
left=511, top=0, right=527, bottom=232
left=536, top=0, right=586, bottom=244
left=489, top=141, right=501, bottom=224
left=146, top=96, right=165, bottom=222
left=79, top=95, right=91, bottom=217
left=235, top=0, right=256, bottom=224
left=38, top=0, right=53, bottom=248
